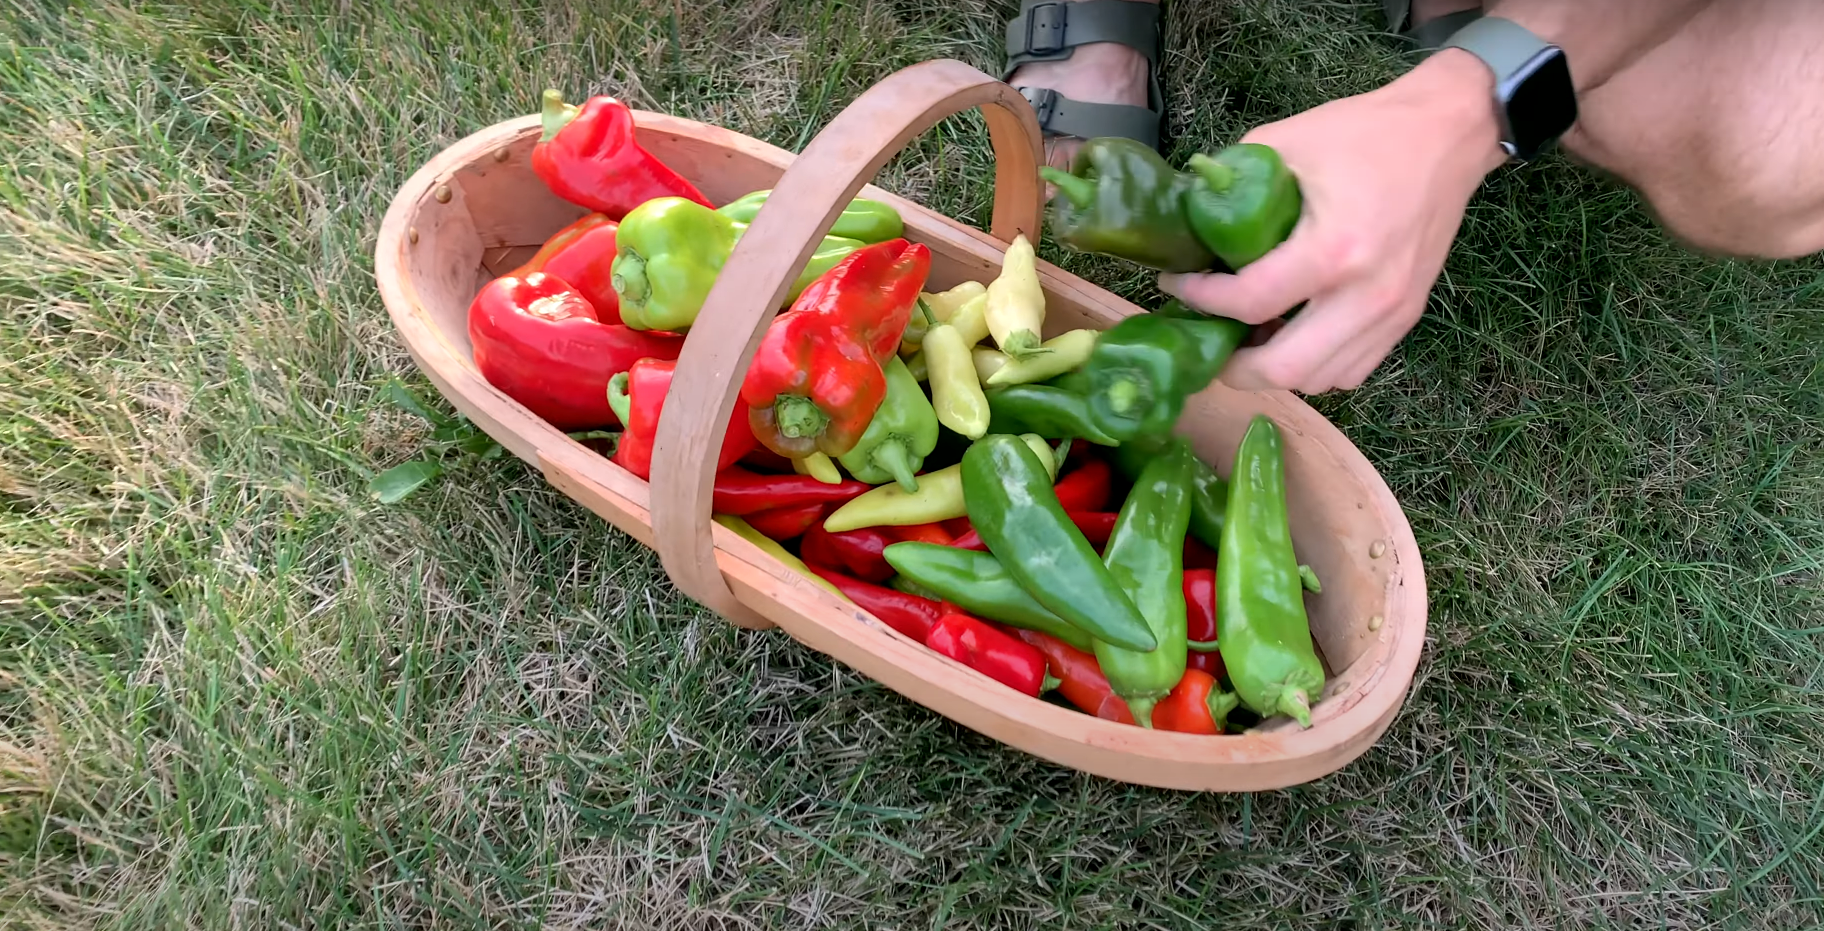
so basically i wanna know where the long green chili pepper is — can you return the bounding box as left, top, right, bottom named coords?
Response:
left=1094, top=441, right=1195, bottom=727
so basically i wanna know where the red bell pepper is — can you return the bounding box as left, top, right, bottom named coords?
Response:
left=1150, top=669, right=1241, bottom=735
left=512, top=213, right=624, bottom=324
left=887, top=522, right=955, bottom=546
left=952, top=510, right=1117, bottom=551
left=606, top=358, right=757, bottom=481
left=467, top=272, right=683, bottom=431
left=709, top=468, right=871, bottom=516
left=741, top=239, right=931, bottom=458
left=1054, top=458, right=1113, bottom=512
left=799, top=522, right=895, bottom=583
left=926, top=614, right=1054, bottom=697
left=1182, top=567, right=1226, bottom=679
left=806, top=565, right=942, bottom=641
left=740, top=501, right=827, bottom=541
left=1017, top=630, right=1134, bottom=723
left=532, top=90, right=710, bottom=218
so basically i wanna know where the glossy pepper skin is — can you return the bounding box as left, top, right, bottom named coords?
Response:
left=740, top=501, right=827, bottom=541
left=1113, top=437, right=1225, bottom=550
left=1093, top=441, right=1194, bottom=727
left=1017, top=630, right=1135, bottom=723
left=467, top=272, right=683, bottom=431
left=743, top=239, right=931, bottom=459
left=962, top=434, right=1155, bottom=653
left=986, top=383, right=1120, bottom=446
left=512, top=213, right=624, bottom=324
left=800, top=522, right=895, bottom=583
left=927, top=614, right=1054, bottom=697
left=806, top=565, right=941, bottom=641
left=533, top=90, right=711, bottom=218
left=1038, top=137, right=1216, bottom=273
left=709, top=468, right=871, bottom=515
left=605, top=358, right=756, bottom=481
left=718, top=190, right=904, bottom=244
left=837, top=356, right=938, bottom=492
left=951, top=510, right=1116, bottom=552
left=1151, top=669, right=1241, bottom=735
left=1183, top=568, right=1227, bottom=679
left=1218, top=415, right=1326, bottom=728
left=1181, top=143, right=1303, bottom=270
left=1084, top=300, right=1250, bottom=442
left=1053, top=458, right=1114, bottom=513
left=824, top=433, right=1054, bottom=533
left=882, top=542, right=1094, bottom=652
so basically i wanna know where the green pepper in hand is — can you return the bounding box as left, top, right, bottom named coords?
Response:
left=986, top=383, right=1120, bottom=446
left=1083, top=300, right=1249, bottom=442
left=838, top=355, right=938, bottom=491
left=1039, top=137, right=1216, bottom=274
left=1181, top=143, right=1303, bottom=270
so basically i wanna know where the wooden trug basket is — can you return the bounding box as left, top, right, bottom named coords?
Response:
left=373, top=60, right=1427, bottom=791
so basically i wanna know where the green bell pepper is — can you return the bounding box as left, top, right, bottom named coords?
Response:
left=985, top=383, right=1120, bottom=446
left=718, top=189, right=905, bottom=244
left=838, top=355, right=939, bottom=492
left=1181, top=143, right=1302, bottom=270
left=1083, top=300, right=1250, bottom=442
left=961, top=434, right=1155, bottom=652
left=1113, top=435, right=1227, bottom=552
left=1038, top=137, right=1215, bottom=274
left=613, top=196, right=862, bottom=331
left=883, top=542, right=1095, bottom=652
left=1094, top=441, right=1194, bottom=727
left=1218, top=415, right=1325, bottom=728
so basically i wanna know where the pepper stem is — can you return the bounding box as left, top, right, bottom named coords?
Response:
left=1041, top=673, right=1062, bottom=694
left=1278, top=688, right=1313, bottom=728
left=611, top=253, right=648, bottom=305
left=1298, top=563, right=1322, bottom=593
left=874, top=440, right=920, bottom=493
left=1207, top=689, right=1241, bottom=731
left=1125, top=696, right=1158, bottom=729
left=1104, top=376, right=1145, bottom=417
left=1000, top=329, right=1046, bottom=360
left=1038, top=167, right=1096, bottom=209
left=1186, top=638, right=1220, bottom=652
left=540, top=89, right=580, bottom=142
left=605, top=372, right=632, bottom=426
left=774, top=395, right=829, bottom=440
left=1187, top=153, right=1237, bottom=193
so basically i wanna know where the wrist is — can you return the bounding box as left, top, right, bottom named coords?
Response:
left=1392, top=48, right=1510, bottom=178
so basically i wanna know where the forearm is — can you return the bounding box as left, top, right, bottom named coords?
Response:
left=1486, top=0, right=1713, bottom=91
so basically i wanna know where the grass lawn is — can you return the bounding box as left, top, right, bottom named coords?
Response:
left=5, top=0, right=1823, bottom=927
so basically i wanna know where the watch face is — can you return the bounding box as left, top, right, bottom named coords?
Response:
left=1500, top=48, right=1578, bottom=159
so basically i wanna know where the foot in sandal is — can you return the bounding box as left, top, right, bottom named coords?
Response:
left=1002, top=0, right=1164, bottom=171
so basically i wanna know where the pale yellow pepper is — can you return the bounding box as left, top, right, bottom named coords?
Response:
left=985, top=234, right=1046, bottom=359
left=984, top=328, right=1100, bottom=386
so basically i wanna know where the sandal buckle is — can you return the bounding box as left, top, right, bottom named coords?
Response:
left=1019, top=86, right=1061, bottom=129
left=1025, top=1, right=1068, bottom=57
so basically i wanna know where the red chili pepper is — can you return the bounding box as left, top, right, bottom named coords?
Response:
left=1181, top=565, right=1226, bottom=678
left=926, top=614, right=1053, bottom=697
left=951, top=510, right=1117, bottom=551
left=800, top=521, right=895, bottom=583
left=607, top=358, right=757, bottom=481
left=941, top=517, right=973, bottom=538
left=1150, top=669, right=1240, bottom=735
left=1016, top=629, right=1134, bottom=723
left=532, top=90, right=711, bottom=218
left=710, top=468, right=872, bottom=515
left=1184, top=536, right=1220, bottom=572
left=888, top=522, right=955, bottom=546
left=741, top=239, right=931, bottom=458
left=740, top=501, right=827, bottom=541
left=1053, top=458, right=1113, bottom=512
left=740, top=446, right=798, bottom=474
left=467, top=272, right=683, bottom=431
left=511, top=213, right=625, bottom=324
left=806, top=565, right=941, bottom=641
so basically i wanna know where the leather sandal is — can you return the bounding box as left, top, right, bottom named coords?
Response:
left=1003, top=0, right=1167, bottom=152
left=1383, top=0, right=1483, bottom=53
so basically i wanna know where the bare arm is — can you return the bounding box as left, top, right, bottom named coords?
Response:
left=1487, top=0, right=1713, bottom=92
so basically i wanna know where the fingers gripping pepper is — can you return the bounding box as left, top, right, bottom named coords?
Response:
left=606, top=357, right=757, bottom=481
left=1084, top=301, right=1250, bottom=442
left=926, top=614, right=1055, bottom=697
left=837, top=355, right=939, bottom=492
left=1218, top=415, right=1326, bottom=728
left=512, top=213, right=625, bottom=324
left=532, top=90, right=712, bottom=218
left=1181, top=143, right=1303, bottom=270
left=1093, top=441, right=1194, bottom=727
left=1038, top=136, right=1215, bottom=273
left=742, top=239, right=931, bottom=459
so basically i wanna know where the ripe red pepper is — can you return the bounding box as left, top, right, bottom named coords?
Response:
left=799, top=522, right=895, bottom=583
left=532, top=90, right=711, bottom=218
left=806, top=565, right=942, bottom=641
left=606, top=358, right=757, bottom=481
left=467, top=272, right=683, bottom=431
left=1017, top=629, right=1135, bottom=723
left=941, top=517, right=973, bottom=538
left=741, top=239, right=931, bottom=458
left=1184, top=536, right=1220, bottom=572
left=887, top=522, right=955, bottom=546
left=1183, top=567, right=1226, bottom=679
left=710, top=468, right=871, bottom=516
left=512, top=213, right=624, bottom=324
left=926, top=614, right=1054, bottom=697
left=1150, top=669, right=1240, bottom=735
left=1054, top=458, right=1113, bottom=512
left=951, top=510, right=1117, bottom=551
left=740, top=501, right=827, bottom=541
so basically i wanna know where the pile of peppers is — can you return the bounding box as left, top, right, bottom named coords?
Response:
left=466, top=89, right=1328, bottom=733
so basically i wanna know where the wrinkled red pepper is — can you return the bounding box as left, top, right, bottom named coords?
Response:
left=532, top=90, right=710, bottom=218
left=1151, top=669, right=1240, bottom=735
left=512, top=213, right=624, bottom=324
left=710, top=468, right=872, bottom=515
left=1017, top=630, right=1135, bottom=723
left=927, top=614, right=1053, bottom=697
left=887, top=522, right=955, bottom=546
left=799, top=522, right=895, bottom=583
left=740, top=501, right=827, bottom=541
left=952, top=510, right=1117, bottom=551
left=1054, top=458, right=1113, bottom=512
left=741, top=239, right=931, bottom=458
left=606, top=358, right=757, bottom=481
left=467, top=272, right=683, bottom=430
left=807, top=565, right=942, bottom=641
left=1183, top=567, right=1226, bottom=679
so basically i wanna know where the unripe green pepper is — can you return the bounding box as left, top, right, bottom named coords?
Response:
left=1083, top=300, right=1249, bottom=442
left=1038, top=137, right=1215, bottom=273
left=1093, top=440, right=1194, bottom=727
left=1113, top=435, right=1227, bottom=552
left=1181, top=143, right=1302, bottom=270
left=985, top=383, right=1120, bottom=446
left=718, top=189, right=905, bottom=244
left=838, top=355, right=938, bottom=491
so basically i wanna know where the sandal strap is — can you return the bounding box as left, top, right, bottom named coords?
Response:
left=1003, top=0, right=1162, bottom=74
left=1016, top=85, right=1161, bottom=150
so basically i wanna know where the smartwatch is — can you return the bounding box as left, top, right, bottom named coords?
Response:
left=1440, top=16, right=1578, bottom=161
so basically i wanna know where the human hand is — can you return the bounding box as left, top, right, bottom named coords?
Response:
left=1159, top=50, right=1509, bottom=394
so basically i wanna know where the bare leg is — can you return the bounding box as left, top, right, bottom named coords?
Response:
left=1005, top=0, right=1156, bottom=170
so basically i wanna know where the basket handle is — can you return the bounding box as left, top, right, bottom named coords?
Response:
left=648, top=59, right=1045, bottom=621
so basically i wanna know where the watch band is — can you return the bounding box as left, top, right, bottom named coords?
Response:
left=1440, top=16, right=1551, bottom=84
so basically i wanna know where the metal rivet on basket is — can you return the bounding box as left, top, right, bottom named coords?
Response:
left=434, top=184, right=452, bottom=203
left=493, top=147, right=511, bottom=162
left=407, top=227, right=419, bottom=244
left=1369, top=540, right=1386, bottom=559
left=1368, top=614, right=1384, bottom=631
